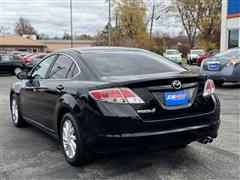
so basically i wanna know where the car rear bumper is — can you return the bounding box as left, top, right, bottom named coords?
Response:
left=87, top=123, right=219, bottom=154
left=201, top=67, right=240, bottom=82
left=82, top=97, right=220, bottom=153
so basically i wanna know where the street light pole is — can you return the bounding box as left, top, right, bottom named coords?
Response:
left=149, top=3, right=155, bottom=50
left=108, top=0, right=111, bottom=46
left=70, top=0, right=73, bottom=48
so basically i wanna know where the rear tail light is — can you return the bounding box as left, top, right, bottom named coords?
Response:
left=203, top=79, right=215, bottom=97
left=89, top=88, right=144, bottom=104
left=226, top=59, right=240, bottom=67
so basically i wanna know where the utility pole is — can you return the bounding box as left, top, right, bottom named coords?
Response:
left=70, top=0, right=73, bottom=48
left=149, top=3, right=155, bottom=50
left=108, top=0, right=111, bottom=46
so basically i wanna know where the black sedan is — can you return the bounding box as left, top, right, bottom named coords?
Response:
left=10, top=47, right=220, bottom=166
left=0, top=54, right=25, bottom=75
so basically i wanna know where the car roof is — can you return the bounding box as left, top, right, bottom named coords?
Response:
left=55, top=47, right=146, bottom=54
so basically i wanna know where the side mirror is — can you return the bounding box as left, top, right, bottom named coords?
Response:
left=16, top=70, right=29, bottom=80
left=180, top=53, right=182, bottom=56
left=163, top=53, right=166, bottom=56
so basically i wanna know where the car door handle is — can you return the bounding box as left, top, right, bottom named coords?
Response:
left=56, top=85, right=64, bottom=91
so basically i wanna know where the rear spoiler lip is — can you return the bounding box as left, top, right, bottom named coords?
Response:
left=100, top=73, right=207, bottom=85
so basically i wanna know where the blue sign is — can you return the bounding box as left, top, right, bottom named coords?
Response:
left=228, top=0, right=240, bottom=17
left=164, top=90, right=189, bottom=107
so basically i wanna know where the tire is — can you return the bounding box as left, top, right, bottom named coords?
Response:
left=10, top=94, right=27, bottom=127
left=60, top=113, right=91, bottom=166
left=14, top=67, right=22, bottom=75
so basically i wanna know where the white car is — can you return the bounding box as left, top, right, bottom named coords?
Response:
left=187, top=49, right=205, bottom=65
left=163, top=49, right=182, bottom=64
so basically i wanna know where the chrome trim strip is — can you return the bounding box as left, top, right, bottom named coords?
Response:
left=142, top=95, right=217, bottom=123
left=23, top=116, right=55, bottom=133
left=153, top=86, right=198, bottom=110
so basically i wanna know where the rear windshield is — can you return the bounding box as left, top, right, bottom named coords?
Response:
left=82, top=51, right=186, bottom=77
left=191, top=50, right=205, bottom=55
left=166, top=50, right=179, bottom=55
left=215, top=49, right=240, bottom=58
left=0, top=55, right=20, bottom=62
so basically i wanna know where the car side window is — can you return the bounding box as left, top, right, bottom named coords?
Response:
left=48, top=55, right=75, bottom=79
left=31, top=55, right=56, bottom=80
left=66, top=63, right=80, bottom=78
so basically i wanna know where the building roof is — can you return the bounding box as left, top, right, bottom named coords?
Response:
left=39, top=39, right=95, bottom=44
left=0, top=35, right=46, bottom=47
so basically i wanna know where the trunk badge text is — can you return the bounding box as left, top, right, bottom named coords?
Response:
left=172, top=80, right=182, bottom=90
left=137, top=108, right=156, bottom=114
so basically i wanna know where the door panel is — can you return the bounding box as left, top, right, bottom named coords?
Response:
left=21, top=55, right=57, bottom=126
left=20, top=80, right=38, bottom=120
left=35, top=80, right=69, bottom=130
left=34, top=54, right=77, bottom=130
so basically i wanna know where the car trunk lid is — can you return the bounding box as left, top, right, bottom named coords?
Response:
left=100, top=72, right=214, bottom=122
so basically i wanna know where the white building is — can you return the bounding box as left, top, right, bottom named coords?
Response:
left=220, top=0, right=240, bottom=52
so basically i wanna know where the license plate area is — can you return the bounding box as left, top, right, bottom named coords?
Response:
left=163, top=90, right=189, bottom=107
left=208, top=63, right=218, bottom=71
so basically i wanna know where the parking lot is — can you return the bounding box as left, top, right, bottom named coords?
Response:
left=0, top=65, right=239, bottom=180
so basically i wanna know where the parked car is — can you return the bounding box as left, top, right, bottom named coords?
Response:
left=25, top=53, right=47, bottom=70
left=11, top=47, right=220, bottom=166
left=21, top=53, right=43, bottom=62
left=163, top=49, right=182, bottom=64
left=200, top=48, right=240, bottom=86
left=187, top=49, right=205, bottom=65
left=196, top=50, right=220, bottom=66
left=0, top=54, right=25, bottom=75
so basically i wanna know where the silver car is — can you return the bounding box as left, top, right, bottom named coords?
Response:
left=200, top=48, right=240, bottom=86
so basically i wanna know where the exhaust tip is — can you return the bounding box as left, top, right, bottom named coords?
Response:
left=198, top=137, right=213, bottom=144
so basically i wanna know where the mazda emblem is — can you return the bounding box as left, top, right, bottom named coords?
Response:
left=172, top=80, right=182, bottom=90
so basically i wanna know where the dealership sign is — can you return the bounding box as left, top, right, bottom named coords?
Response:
left=227, top=0, right=240, bottom=18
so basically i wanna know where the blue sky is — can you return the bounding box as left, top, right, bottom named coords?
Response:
left=0, top=0, right=183, bottom=37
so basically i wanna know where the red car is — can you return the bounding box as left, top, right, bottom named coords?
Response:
left=21, top=53, right=45, bottom=62
left=196, top=50, right=219, bottom=66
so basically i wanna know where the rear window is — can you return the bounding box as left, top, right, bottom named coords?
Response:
left=0, top=55, right=20, bottom=62
left=215, top=49, right=240, bottom=58
left=82, top=51, right=186, bottom=77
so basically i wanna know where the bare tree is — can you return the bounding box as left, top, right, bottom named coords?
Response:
left=171, top=0, right=199, bottom=49
left=0, top=26, right=11, bottom=36
left=14, top=17, right=37, bottom=36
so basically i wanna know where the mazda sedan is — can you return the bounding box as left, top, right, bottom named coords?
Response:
left=10, top=47, right=220, bottom=166
left=200, top=48, right=240, bottom=86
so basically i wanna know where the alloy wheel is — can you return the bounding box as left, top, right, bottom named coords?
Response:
left=11, top=98, right=19, bottom=124
left=62, top=120, right=77, bottom=159
left=14, top=68, right=22, bottom=75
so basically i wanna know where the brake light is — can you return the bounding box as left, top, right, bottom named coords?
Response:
left=226, top=59, right=240, bottom=67
left=203, top=79, right=215, bottom=97
left=89, top=88, right=144, bottom=104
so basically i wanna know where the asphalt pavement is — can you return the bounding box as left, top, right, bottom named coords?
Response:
left=0, top=66, right=239, bottom=180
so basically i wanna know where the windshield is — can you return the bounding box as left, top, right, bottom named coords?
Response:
left=191, top=50, right=205, bottom=55
left=166, top=50, right=179, bottom=55
left=82, top=51, right=186, bottom=77
left=214, top=49, right=240, bottom=58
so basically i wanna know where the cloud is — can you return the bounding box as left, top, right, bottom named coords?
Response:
left=1, top=0, right=182, bottom=37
